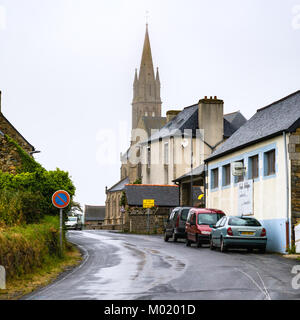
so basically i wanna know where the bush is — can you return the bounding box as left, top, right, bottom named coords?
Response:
left=0, top=168, right=76, bottom=226
left=0, top=216, right=64, bottom=279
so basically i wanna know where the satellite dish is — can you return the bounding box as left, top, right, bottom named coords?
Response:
left=181, top=139, right=189, bottom=148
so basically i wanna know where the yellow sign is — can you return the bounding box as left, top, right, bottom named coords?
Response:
left=143, top=199, right=155, bottom=208
left=198, top=194, right=204, bottom=200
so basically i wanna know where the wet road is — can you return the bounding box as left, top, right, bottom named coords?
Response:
left=25, top=230, right=300, bottom=300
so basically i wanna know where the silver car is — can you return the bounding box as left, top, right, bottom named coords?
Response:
left=210, top=216, right=267, bottom=253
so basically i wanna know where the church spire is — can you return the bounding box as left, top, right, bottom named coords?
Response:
left=131, top=24, right=162, bottom=130
left=138, top=24, right=155, bottom=83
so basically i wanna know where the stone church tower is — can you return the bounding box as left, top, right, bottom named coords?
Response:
left=132, top=24, right=162, bottom=130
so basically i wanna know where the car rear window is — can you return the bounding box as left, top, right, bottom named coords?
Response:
left=180, top=209, right=189, bottom=221
left=228, top=217, right=261, bottom=226
left=197, top=213, right=224, bottom=226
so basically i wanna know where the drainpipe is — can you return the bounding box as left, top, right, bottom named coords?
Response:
left=283, top=131, right=290, bottom=250
left=204, top=162, right=207, bottom=209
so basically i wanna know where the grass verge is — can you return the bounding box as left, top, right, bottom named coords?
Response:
left=0, top=242, right=82, bottom=300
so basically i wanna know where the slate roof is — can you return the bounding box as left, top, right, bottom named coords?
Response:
left=143, top=104, right=199, bottom=143
left=142, top=105, right=247, bottom=144
left=173, top=164, right=205, bottom=182
left=85, top=205, right=106, bottom=222
left=223, top=111, right=247, bottom=138
left=125, top=184, right=179, bottom=207
left=206, top=90, right=300, bottom=162
left=108, top=177, right=129, bottom=192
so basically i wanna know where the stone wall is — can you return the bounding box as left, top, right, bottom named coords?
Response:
left=0, top=135, right=24, bottom=174
left=127, top=207, right=171, bottom=234
left=289, top=128, right=300, bottom=243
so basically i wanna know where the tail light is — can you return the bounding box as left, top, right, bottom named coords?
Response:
left=227, top=227, right=233, bottom=236
left=176, top=215, right=180, bottom=228
left=261, top=228, right=266, bottom=237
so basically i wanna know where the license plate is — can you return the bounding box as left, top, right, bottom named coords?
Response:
left=241, top=231, right=255, bottom=235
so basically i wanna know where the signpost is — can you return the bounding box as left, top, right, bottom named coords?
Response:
left=52, top=190, right=71, bottom=252
left=143, top=199, right=155, bottom=233
left=0, top=266, right=5, bottom=290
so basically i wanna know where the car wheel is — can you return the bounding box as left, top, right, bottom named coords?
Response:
left=210, top=237, right=215, bottom=250
left=164, top=232, right=169, bottom=242
left=220, top=238, right=227, bottom=252
left=185, top=238, right=191, bottom=247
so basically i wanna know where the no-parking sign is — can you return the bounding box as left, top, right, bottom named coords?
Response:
left=52, top=190, right=70, bottom=209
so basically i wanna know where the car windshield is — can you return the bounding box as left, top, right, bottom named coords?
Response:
left=68, top=217, right=77, bottom=222
left=197, top=213, right=223, bottom=226
left=228, top=217, right=261, bottom=226
left=180, top=209, right=189, bottom=221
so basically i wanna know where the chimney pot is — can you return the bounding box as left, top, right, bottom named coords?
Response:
left=214, top=96, right=217, bottom=100
left=204, top=96, right=207, bottom=99
left=210, top=96, right=212, bottom=99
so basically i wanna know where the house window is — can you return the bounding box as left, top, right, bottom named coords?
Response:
left=164, top=143, right=169, bottom=165
left=249, top=155, right=259, bottom=179
left=222, top=164, right=231, bottom=186
left=211, top=168, right=219, bottom=189
left=147, top=146, right=151, bottom=169
left=264, top=149, right=275, bottom=176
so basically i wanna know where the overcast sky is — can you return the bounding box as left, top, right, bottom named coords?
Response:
left=0, top=0, right=299, bottom=206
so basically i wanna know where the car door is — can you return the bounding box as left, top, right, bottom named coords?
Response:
left=186, top=210, right=193, bottom=240
left=189, top=212, right=197, bottom=242
left=166, top=210, right=174, bottom=235
left=213, top=217, right=226, bottom=246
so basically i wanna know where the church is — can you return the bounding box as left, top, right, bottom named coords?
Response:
left=104, top=24, right=247, bottom=230
left=104, top=25, right=168, bottom=227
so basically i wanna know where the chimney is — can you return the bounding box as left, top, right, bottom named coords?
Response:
left=166, top=110, right=181, bottom=123
left=198, top=96, right=224, bottom=148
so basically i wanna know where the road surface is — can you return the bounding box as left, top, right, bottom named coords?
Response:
left=25, top=230, right=300, bottom=300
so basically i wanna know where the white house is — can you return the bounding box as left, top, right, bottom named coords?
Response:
left=205, top=90, right=300, bottom=253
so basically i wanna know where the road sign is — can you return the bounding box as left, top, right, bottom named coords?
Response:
left=143, top=199, right=155, bottom=208
left=52, top=190, right=70, bottom=209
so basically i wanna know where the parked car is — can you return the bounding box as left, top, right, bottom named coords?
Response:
left=65, top=216, right=83, bottom=230
left=210, top=216, right=267, bottom=253
left=185, top=208, right=226, bottom=247
left=164, top=207, right=191, bottom=242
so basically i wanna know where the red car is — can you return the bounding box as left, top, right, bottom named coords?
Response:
left=185, top=208, right=226, bottom=247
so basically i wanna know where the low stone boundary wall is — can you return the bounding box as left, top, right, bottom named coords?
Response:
left=127, top=207, right=171, bottom=234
